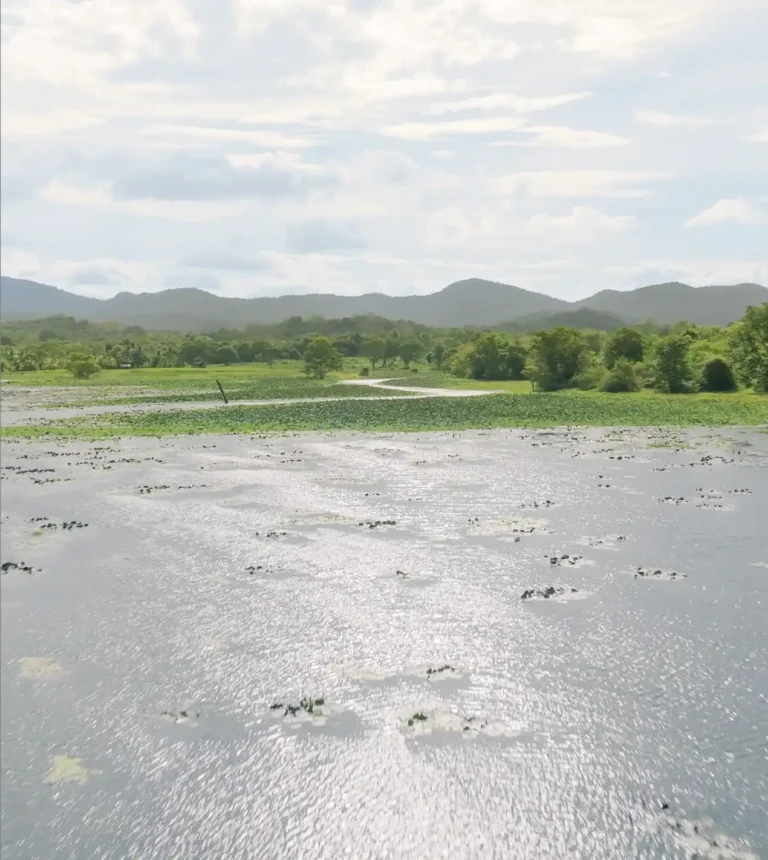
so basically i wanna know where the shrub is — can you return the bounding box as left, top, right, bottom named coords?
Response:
left=67, top=352, right=100, bottom=379
left=699, top=358, right=737, bottom=392
left=359, top=366, right=370, bottom=377
left=600, top=359, right=639, bottom=392
left=574, top=365, right=607, bottom=391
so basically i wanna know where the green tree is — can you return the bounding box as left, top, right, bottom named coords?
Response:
left=68, top=351, right=100, bottom=379
left=603, top=327, right=644, bottom=368
left=526, top=327, right=588, bottom=390
left=652, top=335, right=692, bottom=393
left=362, top=336, right=386, bottom=369
left=215, top=345, right=240, bottom=365
left=303, top=336, right=343, bottom=379
left=262, top=346, right=280, bottom=367
left=431, top=342, right=446, bottom=368
left=397, top=339, right=424, bottom=368
left=729, top=303, right=768, bottom=392
left=699, top=358, right=737, bottom=392
left=383, top=336, right=399, bottom=367
left=600, top=359, right=639, bottom=392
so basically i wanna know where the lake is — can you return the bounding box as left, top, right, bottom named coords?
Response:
left=2, top=427, right=766, bottom=859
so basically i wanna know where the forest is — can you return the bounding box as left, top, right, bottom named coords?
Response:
left=1, top=303, right=766, bottom=394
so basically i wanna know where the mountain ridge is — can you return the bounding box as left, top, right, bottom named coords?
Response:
left=1, top=275, right=765, bottom=330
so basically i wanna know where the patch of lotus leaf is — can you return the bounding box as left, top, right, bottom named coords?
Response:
left=1, top=561, right=36, bottom=574
left=578, top=535, right=627, bottom=549
left=521, top=586, right=579, bottom=600
left=271, top=696, right=325, bottom=718
left=357, top=519, right=397, bottom=529
left=468, top=516, right=551, bottom=537
left=38, top=520, right=89, bottom=531
left=43, top=755, right=91, bottom=784
left=425, top=665, right=456, bottom=679
left=635, top=567, right=687, bottom=580
left=19, top=657, right=66, bottom=680
left=519, top=500, right=558, bottom=509
left=639, top=803, right=760, bottom=860
left=545, top=553, right=593, bottom=567
left=159, top=709, right=200, bottom=725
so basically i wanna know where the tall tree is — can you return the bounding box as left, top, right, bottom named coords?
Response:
left=652, top=335, right=692, bottom=393
left=729, top=303, right=768, bottom=392
left=526, top=327, right=587, bottom=390
left=303, top=336, right=343, bottom=379
left=603, top=327, right=644, bottom=368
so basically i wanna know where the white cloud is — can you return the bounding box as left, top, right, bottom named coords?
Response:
left=491, top=126, right=629, bottom=148
left=522, top=206, right=637, bottom=240
left=491, top=170, right=673, bottom=198
left=40, top=180, right=249, bottom=222
left=138, top=125, right=319, bottom=149
left=634, top=109, right=717, bottom=126
left=424, top=208, right=502, bottom=247
left=1, top=0, right=765, bottom=301
left=381, top=116, right=528, bottom=140
left=427, top=91, right=592, bottom=115
left=686, top=198, right=765, bottom=227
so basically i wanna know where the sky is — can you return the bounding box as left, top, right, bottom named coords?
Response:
left=1, top=0, right=767, bottom=302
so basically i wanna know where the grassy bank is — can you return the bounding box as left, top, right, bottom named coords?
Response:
left=4, top=390, right=767, bottom=440
left=0, top=362, right=417, bottom=406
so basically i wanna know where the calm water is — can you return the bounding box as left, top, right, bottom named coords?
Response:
left=2, top=427, right=767, bottom=859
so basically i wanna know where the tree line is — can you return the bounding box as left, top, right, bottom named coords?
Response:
left=1, top=304, right=766, bottom=392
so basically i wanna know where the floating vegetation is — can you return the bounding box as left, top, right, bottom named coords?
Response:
left=635, top=566, right=688, bottom=580
left=402, top=707, right=522, bottom=739
left=545, top=553, right=585, bottom=567
left=521, top=586, right=582, bottom=600
left=270, top=696, right=328, bottom=722
left=158, top=709, right=200, bottom=725
left=19, top=657, right=66, bottom=680
left=7, top=391, right=767, bottom=440
left=43, top=755, right=91, bottom=785
left=1, top=561, right=36, bottom=574
left=37, top=520, right=88, bottom=531
left=425, top=665, right=456, bottom=678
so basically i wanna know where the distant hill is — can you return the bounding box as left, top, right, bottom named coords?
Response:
left=1, top=275, right=765, bottom=330
left=573, top=281, right=768, bottom=326
left=501, top=307, right=629, bottom=332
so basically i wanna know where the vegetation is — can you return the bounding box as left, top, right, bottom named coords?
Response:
left=4, top=388, right=766, bottom=440
left=2, top=304, right=766, bottom=437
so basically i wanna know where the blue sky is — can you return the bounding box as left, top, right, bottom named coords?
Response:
left=1, top=0, right=766, bottom=300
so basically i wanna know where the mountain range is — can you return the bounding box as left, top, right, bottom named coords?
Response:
left=1, top=276, right=766, bottom=331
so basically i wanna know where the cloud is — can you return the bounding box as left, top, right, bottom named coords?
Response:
left=164, top=272, right=222, bottom=292
left=183, top=253, right=271, bottom=272
left=1, top=0, right=765, bottom=302
left=286, top=219, right=366, bottom=252
left=427, top=91, right=593, bottom=115
left=490, top=126, right=629, bottom=148
left=110, top=153, right=337, bottom=201
left=41, top=180, right=250, bottom=222
left=138, top=125, right=319, bottom=150
left=491, top=170, right=673, bottom=198
left=634, top=109, right=717, bottom=126
left=381, top=117, right=528, bottom=140
left=69, top=266, right=123, bottom=286
left=424, top=208, right=503, bottom=247
left=686, top=198, right=765, bottom=227
left=522, top=206, right=637, bottom=240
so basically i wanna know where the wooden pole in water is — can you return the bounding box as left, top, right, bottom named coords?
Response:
left=215, top=379, right=229, bottom=404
